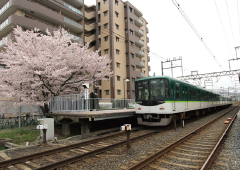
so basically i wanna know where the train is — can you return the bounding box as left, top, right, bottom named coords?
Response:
left=135, top=76, right=233, bottom=126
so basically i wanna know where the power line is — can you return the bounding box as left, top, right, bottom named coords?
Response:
left=172, top=0, right=226, bottom=72
left=214, top=0, right=234, bottom=59
left=224, top=0, right=236, bottom=46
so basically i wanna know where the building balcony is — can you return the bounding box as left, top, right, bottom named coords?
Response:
left=68, top=33, right=83, bottom=43
left=135, top=39, right=144, bottom=47
left=85, top=23, right=96, bottom=32
left=136, top=50, right=145, bottom=58
left=34, top=0, right=84, bottom=20
left=148, top=56, right=150, bottom=62
left=85, top=11, right=96, bottom=19
left=0, top=14, right=57, bottom=37
left=147, top=37, right=149, bottom=43
left=148, top=66, right=151, bottom=71
left=134, top=8, right=143, bottom=17
left=147, top=46, right=150, bottom=53
left=0, top=0, right=83, bottom=33
left=134, top=18, right=143, bottom=27
left=136, top=60, right=145, bottom=68
left=89, top=45, right=96, bottom=52
left=136, top=71, right=145, bottom=79
left=135, top=28, right=143, bottom=37
left=146, top=27, right=149, bottom=33
left=85, top=34, right=95, bottom=43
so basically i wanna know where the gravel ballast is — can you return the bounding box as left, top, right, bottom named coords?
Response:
left=1, top=106, right=240, bottom=170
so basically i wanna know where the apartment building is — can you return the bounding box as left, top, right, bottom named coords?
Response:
left=0, top=0, right=150, bottom=99
left=85, top=0, right=150, bottom=99
left=0, top=0, right=84, bottom=49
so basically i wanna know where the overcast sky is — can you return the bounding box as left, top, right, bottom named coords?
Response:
left=85, top=0, right=240, bottom=93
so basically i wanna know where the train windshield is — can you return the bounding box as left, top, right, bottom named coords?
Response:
left=136, top=78, right=169, bottom=101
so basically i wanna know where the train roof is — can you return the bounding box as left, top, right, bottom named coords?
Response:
left=136, top=76, right=221, bottom=95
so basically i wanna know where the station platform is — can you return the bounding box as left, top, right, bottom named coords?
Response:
left=47, top=109, right=136, bottom=137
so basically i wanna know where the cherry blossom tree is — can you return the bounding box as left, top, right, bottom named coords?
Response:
left=0, top=26, right=113, bottom=114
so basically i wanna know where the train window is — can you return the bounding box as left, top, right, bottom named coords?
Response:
left=201, top=92, right=204, bottom=100
left=135, top=80, right=149, bottom=100
left=150, top=79, right=169, bottom=100
left=190, top=89, right=196, bottom=100
left=176, top=86, right=180, bottom=100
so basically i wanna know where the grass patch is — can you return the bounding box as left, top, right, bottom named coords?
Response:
left=0, top=125, right=39, bottom=145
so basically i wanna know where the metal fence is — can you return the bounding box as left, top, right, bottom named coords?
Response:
left=0, top=114, right=45, bottom=129
left=49, top=94, right=135, bottom=112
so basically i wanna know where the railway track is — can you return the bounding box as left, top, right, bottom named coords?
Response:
left=128, top=105, right=239, bottom=170
left=0, top=128, right=158, bottom=170
left=0, top=105, right=238, bottom=169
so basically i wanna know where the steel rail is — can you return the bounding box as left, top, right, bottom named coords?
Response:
left=201, top=112, right=238, bottom=169
left=127, top=106, right=238, bottom=170
left=35, top=130, right=157, bottom=170
left=0, top=130, right=128, bottom=168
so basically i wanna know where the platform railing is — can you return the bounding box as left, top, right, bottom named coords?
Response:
left=49, top=94, right=135, bottom=113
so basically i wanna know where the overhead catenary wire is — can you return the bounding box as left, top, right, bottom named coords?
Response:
left=172, top=0, right=227, bottom=72
left=224, top=0, right=236, bottom=47
left=172, top=0, right=234, bottom=85
left=214, top=0, right=234, bottom=59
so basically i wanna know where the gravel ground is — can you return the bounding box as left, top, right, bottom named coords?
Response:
left=1, top=105, right=239, bottom=170
left=64, top=106, right=239, bottom=170
left=210, top=109, right=240, bottom=170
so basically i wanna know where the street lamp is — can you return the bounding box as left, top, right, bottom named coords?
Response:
left=123, top=78, right=130, bottom=109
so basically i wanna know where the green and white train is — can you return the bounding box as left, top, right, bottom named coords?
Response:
left=135, top=76, right=233, bottom=126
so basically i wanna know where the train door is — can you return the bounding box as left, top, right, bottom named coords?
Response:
left=172, top=83, right=180, bottom=111
left=183, top=86, right=188, bottom=110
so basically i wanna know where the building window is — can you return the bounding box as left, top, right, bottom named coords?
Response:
left=117, top=76, right=120, bottom=81
left=98, top=2, right=100, bottom=11
left=126, top=53, right=128, bottom=58
left=116, top=24, right=119, bottom=30
left=130, top=41, right=134, bottom=46
left=98, top=50, right=101, bottom=55
left=132, top=77, right=135, bottom=82
left=125, top=17, right=127, bottom=22
left=105, top=90, right=109, bottom=95
left=126, top=65, right=129, bottom=69
left=127, top=90, right=130, bottom=95
left=104, top=36, right=108, bottom=41
left=129, top=7, right=132, bottom=13
left=132, top=90, right=135, bottom=96
left=125, top=29, right=128, bottom=34
left=99, top=90, right=102, bottom=98
left=98, top=26, right=101, bottom=35
left=130, top=29, right=133, bottom=35
left=104, top=49, right=109, bottom=54
left=117, top=90, right=121, bottom=95
left=98, top=80, right=102, bottom=86
left=116, top=49, right=120, bottom=55
left=116, top=37, right=119, bottom=42
left=98, top=14, right=101, bottom=22
left=98, top=38, right=101, bottom=47
left=115, top=11, right=119, bottom=17
left=124, top=6, right=126, bottom=10
left=132, top=65, right=135, bottom=70
left=104, top=10, right=108, bottom=16
left=116, top=62, right=120, bottom=68
left=104, top=0, right=107, bottom=4
left=115, top=0, right=118, bottom=5
left=130, top=18, right=133, bottom=24
left=131, top=53, right=134, bottom=58
left=104, top=23, right=108, bottom=29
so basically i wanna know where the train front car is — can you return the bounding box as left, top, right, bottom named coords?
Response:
left=135, top=77, right=172, bottom=126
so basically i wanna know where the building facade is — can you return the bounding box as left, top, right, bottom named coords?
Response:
left=0, top=0, right=150, bottom=99
left=85, top=0, right=150, bottom=99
